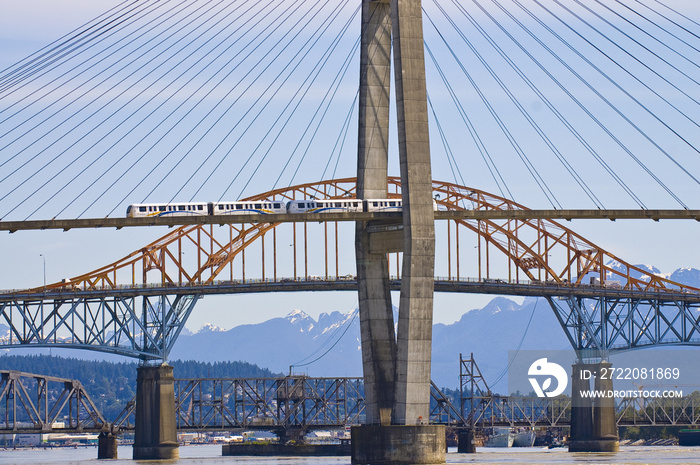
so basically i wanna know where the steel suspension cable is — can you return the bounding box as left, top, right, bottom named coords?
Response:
left=527, top=0, right=699, bottom=202
left=0, top=0, right=170, bottom=131
left=606, top=0, right=700, bottom=70
left=282, top=19, right=361, bottom=190
left=0, top=0, right=162, bottom=96
left=0, top=0, right=137, bottom=82
left=641, top=0, right=700, bottom=40
left=431, top=2, right=602, bottom=208
left=424, top=38, right=511, bottom=200
left=566, top=0, right=700, bottom=124
left=1, top=0, right=234, bottom=219
left=152, top=0, right=345, bottom=203
left=0, top=0, right=193, bottom=171
left=485, top=0, right=687, bottom=208
left=232, top=3, right=360, bottom=199
left=82, top=0, right=285, bottom=219
left=424, top=8, right=560, bottom=208
left=107, top=0, right=313, bottom=214
left=182, top=3, right=358, bottom=201
left=49, top=1, right=268, bottom=220
left=446, top=0, right=643, bottom=208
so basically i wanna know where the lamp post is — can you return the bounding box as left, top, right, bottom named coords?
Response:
left=40, top=254, right=46, bottom=290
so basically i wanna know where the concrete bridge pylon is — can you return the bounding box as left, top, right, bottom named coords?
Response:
left=353, top=0, right=445, bottom=463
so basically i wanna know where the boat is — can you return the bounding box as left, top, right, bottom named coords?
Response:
left=513, top=429, right=536, bottom=447
left=484, top=428, right=514, bottom=448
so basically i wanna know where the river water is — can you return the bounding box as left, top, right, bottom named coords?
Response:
left=1, top=445, right=700, bottom=465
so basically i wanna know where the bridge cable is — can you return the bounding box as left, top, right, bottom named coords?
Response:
left=320, top=89, right=359, bottom=184
left=445, top=0, right=643, bottom=208
left=0, top=0, right=200, bottom=179
left=135, top=0, right=330, bottom=204
left=425, top=6, right=560, bottom=209
left=52, top=1, right=271, bottom=219
left=226, top=3, right=360, bottom=200
left=423, top=35, right=510, bottom=201
left=489, top=299, right=539, bottom=389
left=0, top=0, right=135, bottom=79
left=0, top=0, right=153, bottom=94
left=282, top=32, right=361, bottom=191
left=155, top=0, right=344, bottom=203
left=430, top=2, right=603, bottom=208
left=283, top=7, right=373, bottom=190
left=638, top=0, right=700, bottom=41
left=562, top=0, right=700, bottom=131
left=0, top=0, right=168, bottom=153
left=522, top=0, right=698, bottom=204
left=179, top=2, right=358, bottom=201
left=482, top=0, right=686, bottom=208
left=172, top=1, right=355, bottom=202
left=1, top=0, right=242, bottom=219
left=607, top=0, right=700, bottom=70
left=290, top=308, right=358, bottom=370
left=102, top=0, right=314, bottom=214
left=76, top=0, right=288, bottom=218
left=426, top=93, right=473, bottom=210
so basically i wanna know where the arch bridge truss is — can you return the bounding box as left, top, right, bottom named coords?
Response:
left=1, top=178, right=699, bottom=360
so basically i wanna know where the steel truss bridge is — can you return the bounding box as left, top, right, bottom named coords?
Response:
left=1, top=178, right=700, bottom=362
left=4, top=368, right=698, bottom=438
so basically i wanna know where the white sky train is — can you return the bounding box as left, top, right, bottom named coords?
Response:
left=126, top=199, right=436, bottom=218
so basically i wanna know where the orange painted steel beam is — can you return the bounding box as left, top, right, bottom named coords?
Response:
left=9, top=177, right=698, bottom=297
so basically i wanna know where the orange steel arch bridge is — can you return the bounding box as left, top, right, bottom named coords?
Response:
left=1, top=177, right=699, bottom=361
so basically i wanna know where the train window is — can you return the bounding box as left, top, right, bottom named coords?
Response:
left=235, top=205, right=243, bottom=210
left=335, top=202, right=341, bottom=207
left=255, top=204, right=261, bottom=209
left=197, top=205, right=203, bottom=210
left=218, top=205, right=224, bottom=210
left=274, top=203, right=281, bottom=209
left=298, top=203, right=305, bottom=208
left=139, top=207, right=147, bottom=212
left=389, top=202, right=396, bottom=207
left=159, top=206, right=166, bottom=212
left=373, top=202, right=378, bottom=207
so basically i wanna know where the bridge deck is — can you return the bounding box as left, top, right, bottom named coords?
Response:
left=2, top=209, right=700, bottom=232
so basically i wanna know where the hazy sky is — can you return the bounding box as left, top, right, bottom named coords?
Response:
left=1, top=0, right=700, bottom=332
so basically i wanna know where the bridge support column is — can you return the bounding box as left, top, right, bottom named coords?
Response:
left=97, top=432, right=118, bottom=459
left=568, top=361, right=619, bottom=452
left=352, top=425, right=446, bottom=465
left=133, top=364, right=179, bottom=460
left=457, top=429, right=476, bottom=453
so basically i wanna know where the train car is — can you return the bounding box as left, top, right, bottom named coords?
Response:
left=210, top=201, right=285, bottom=215
left=126, top=202, right=208, bottom=218
left=364, top=198, right=439, bottom=212
left=286, top=199, right=363, bottom=214
left=364, top=198, right=403, bottom=212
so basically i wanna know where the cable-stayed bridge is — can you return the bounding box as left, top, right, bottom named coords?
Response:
left=1, top=0, right=700, bottom=460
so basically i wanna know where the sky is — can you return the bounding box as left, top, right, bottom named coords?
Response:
left=1, top=0, right=700, bottom=332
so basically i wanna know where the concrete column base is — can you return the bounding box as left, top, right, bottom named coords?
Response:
left=568, top=439, right=619, bottom=453
left=457, top=429, right=476, bottom=453
left=132, top=364, right=179, bottom=460
left=97, top=432, right=118, bottom=459
left=351, top=425, right=446, bottom=464
left=133, top=443, right=179, bottom=460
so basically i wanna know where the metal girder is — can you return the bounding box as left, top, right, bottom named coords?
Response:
left=0, top=294, right=199, bottom=361
left=0, top=370, right=107, bottom=433
left=545, top=296, right=700, bottom=353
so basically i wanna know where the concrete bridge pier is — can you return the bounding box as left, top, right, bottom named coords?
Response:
left=133, top=364, right=179, bottom=460
left=97, top=432, right=118, bottom=459
left=568, top=361, right=619, bottom=452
